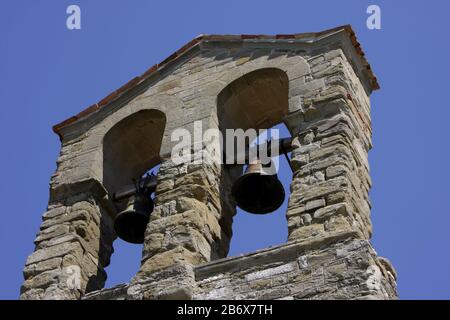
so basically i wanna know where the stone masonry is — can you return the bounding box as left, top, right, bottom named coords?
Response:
left=21, top=25, right=398, bottom=300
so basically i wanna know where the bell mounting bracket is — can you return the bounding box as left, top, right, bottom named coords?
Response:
left=112, top=173, right=157, bottom=202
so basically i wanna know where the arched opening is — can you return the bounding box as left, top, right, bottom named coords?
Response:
left=216, top=68, right=292, bottom=256
left=228, top=123, right=292, bottom=255
left=102, top=109, right=166, bottom=287
left=103, top=109, right=166, bottom=193
left=217, top=68, right=289, bottom=131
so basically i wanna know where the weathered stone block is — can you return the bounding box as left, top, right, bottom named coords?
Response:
left=140, top=247, right=205, bottom=275
left=26, top=241, right=83, bottom=266
left=289, top=224, right=324, bottom=241
left=326, top=164, right=348, bottom=179
left=313, top=203, right=349, bottom=221
left=34, top=224, right=70, bottom=244
left=20, top=288, right=46, bottom=300
left=23, top=257, right=62, bottom=279
left=245, top=263, right=295, bottom=281
left=21, top=269, right=61, bottom=293
left=42, top=206, right=67, bottom=221
left=305, top=199, right=326, bottom=211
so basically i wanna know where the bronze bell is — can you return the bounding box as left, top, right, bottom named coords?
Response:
left=232, top=159, right=285, bottom=214
left=114, top=192, right=154, bottom=244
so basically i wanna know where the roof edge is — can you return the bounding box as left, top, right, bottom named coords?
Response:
left=53, top=25, right=378, bottom=139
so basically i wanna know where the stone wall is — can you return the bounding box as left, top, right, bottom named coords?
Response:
left=83, top=235, right=397, bottom=300
left=21, top=26, right=398, bottom=300
left=284, top=46, right=374, bottom=244
left=193, top=236, right=397, bottom=300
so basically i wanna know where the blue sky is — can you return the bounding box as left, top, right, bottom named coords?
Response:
left=1, top=0, right=449, bottom=300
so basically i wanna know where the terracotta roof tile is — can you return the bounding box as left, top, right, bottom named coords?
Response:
left=98, top=91, right=118, bottom=108
left=275, top=34, right=296, bottom=39
left=241, top=34, right=260, bottom=40
left=116, top=77, right=141, bottom=95
left=141, top=65, right=158, bottom=79
left=176, top=38, right=201, bottom=55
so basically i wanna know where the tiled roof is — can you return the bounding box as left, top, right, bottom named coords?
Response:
left=53, top=25, right=378, bottom=137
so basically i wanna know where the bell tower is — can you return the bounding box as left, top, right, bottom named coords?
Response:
left=21, top=25, right=398, bottom=300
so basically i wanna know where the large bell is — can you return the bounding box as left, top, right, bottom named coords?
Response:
left=232, top=159, right=285, bottom=214
left=114, top=192, right=154, bottom=244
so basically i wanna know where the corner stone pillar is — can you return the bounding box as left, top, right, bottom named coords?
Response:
left=285, top=93, right=373, bottom=243
left=20, top=180, right=115, bottom=300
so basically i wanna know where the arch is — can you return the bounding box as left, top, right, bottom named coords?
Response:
left=215, top=68, right=292, bottom=257
left=217, top=68, right=290, bottom=131
left=100, top=109, right=166, bottom=288
left=102, top=109, right=167, bottom=194
left=228, top=123, right=292, bottom=256
left=204, top=55, right=310, bottom=114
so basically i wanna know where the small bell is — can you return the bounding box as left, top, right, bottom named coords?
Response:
left=232, top=159, right=285, bottom=214
left=114, top=192, right=154, bottom=244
